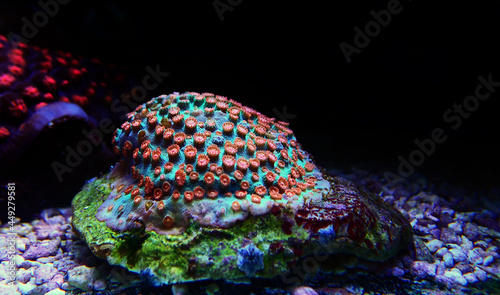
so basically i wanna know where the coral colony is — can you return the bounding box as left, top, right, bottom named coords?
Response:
left=0, top=35, right=124, bottom=167
left=72, top=92, right=412, bottom=284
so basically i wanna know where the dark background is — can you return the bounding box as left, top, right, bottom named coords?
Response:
left=1, top=0, right=499, bottom=196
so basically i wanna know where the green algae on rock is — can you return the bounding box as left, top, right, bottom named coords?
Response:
left=71, top=92, right=412, bottom=284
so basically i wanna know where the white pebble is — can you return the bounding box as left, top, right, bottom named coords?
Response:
left=12, top=254, right=25, bottom=267
left=436, top=261, right=446, bottom=275
left=450, top=267, right=462, bottom=275
left=443, top=270, right=467, bottom=285
left=463, top=272, right=478, bottom=284
left=449, top=249, right=467, bottom=263
left=483, top=255, right=494, bottom=266
left=461, top=236, right=473, bottom=250
left=16, top=239, right=26, bottom=252
left=474, top=267, right=488, bottom=281
left=425, top=239, right=443, bottom=253
left=443, top=252, right=454, bottom=268
left=46, top=288, right=67, bottom=295
left=448, top=222, right=463, bottom=234
left=436, top=247, right=449, bottom=258
left=18, top=281, right=37, bottom=294
left=467, top=248, right=484, bottom=265
left=486, top=246, right=499, bottom=258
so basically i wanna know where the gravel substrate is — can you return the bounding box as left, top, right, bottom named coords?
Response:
left=1, top=168, right=499, bottom=294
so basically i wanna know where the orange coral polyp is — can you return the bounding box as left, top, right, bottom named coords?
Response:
left=190, top=171, right=199, bottom=182
left=193, top=132, right=206, bottom=146
left=184, top=145, right=197, bottom=161
left=154, top=166, right=162, bottom=177
left=234, top=137, right=245, bottom=150
left=231, top=201, right=241, bottom=211
left=163, top=128, right=174, bottom=141
left=185, top=116, right=197, bottom=130
left=193, top=186, right=205, bottom=199
left=254, top=136, right=266, bottom=148
left=172, top=190, right=181, bottom=201
left=265, top=171, right=276, bottom=184
left=175, top=169, right=186, bottom=186
left=207, top=189, right=218, bottom=199
left=236, top=158, right=249, bottom=171
left=220, top=173, right=231, bottom=188
left=167, top=144, right=180, bottom=158
left=196, top=154, right=210, bottom=170
left=236, top=124, right=248, bottom=137
left=153, top=188, right=163, bottom=200
left=174, top=132, right=186, bottom=145
left=254, top=125, right=267, bottom=136
left=207, top=144, right=220, bottom=158
left=184, top=191, right=194, bottom=202
left=222, top=155, right=235, bottom=171
left=204, top=172, right=215, bottom=185
left=222, top=121, right=234, bottom=134
left=235, top=190, right=246, bottom=199
left=234, top=170, right=244, bottom=181
left=164, top=162, right=174, bottom=172
left=240, top=181, right=250, bottom=191
left=155, top=125, right=165, bottom=137
left=255, top=151, right=268, bottom=163
left=224, top=142, right=237, bottom=155
left=249, top=158, right=260, bottom=171
left=251, top=194, right=262, bottom=204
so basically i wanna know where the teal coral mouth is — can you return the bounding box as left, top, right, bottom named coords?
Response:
left=71, top=92, right=412, bottom=285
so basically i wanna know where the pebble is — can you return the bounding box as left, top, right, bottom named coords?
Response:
left=46, top=288, right=66, bottom=295
left=17, top=281, right=37, bottom=294
left=391, top=267, right=405, bottom=276
left=463, top=223, right=480, bottom=241
left=34, top=264, right=57, bottom=285
left=474, top=267, right=488, bottom=281
left=448, top=222, right=463, bottom=234
left=467, top=248, right=485, bottom=265
left=440, top=228, right=460, bottom=244
left=449, top=249, right=467, bottom=263
left=93, top=278, right=108, bottom=291
left=22, top=239, right=60, bottom=260
left=293, top=286, right=319, bottom=295
left=483, top=255, right=494, bottom=266
left=435, top=247, right=448, bottom=258
left=443, top=270, right=467, bottom=285
left=463, top=272, right=478, bottom=284
left=67, top=265, right=96, bottom=291
left=443, top=252, right=454, bottom=268
left=411, top=261, right=437, bottom=278
left=425, top=239, right=443, bottom=253
left=486, top=246, right=499, bottom=258
left=460, top=236, right=473, bottom=250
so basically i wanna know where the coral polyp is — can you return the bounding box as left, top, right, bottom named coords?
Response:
left=72, top=92, right=412, bottom=285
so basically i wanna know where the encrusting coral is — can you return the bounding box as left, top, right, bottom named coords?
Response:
left=72, top=92, right=412, bottom=284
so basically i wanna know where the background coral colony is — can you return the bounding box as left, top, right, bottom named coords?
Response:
left=0, top=0, right=500, bottom=294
